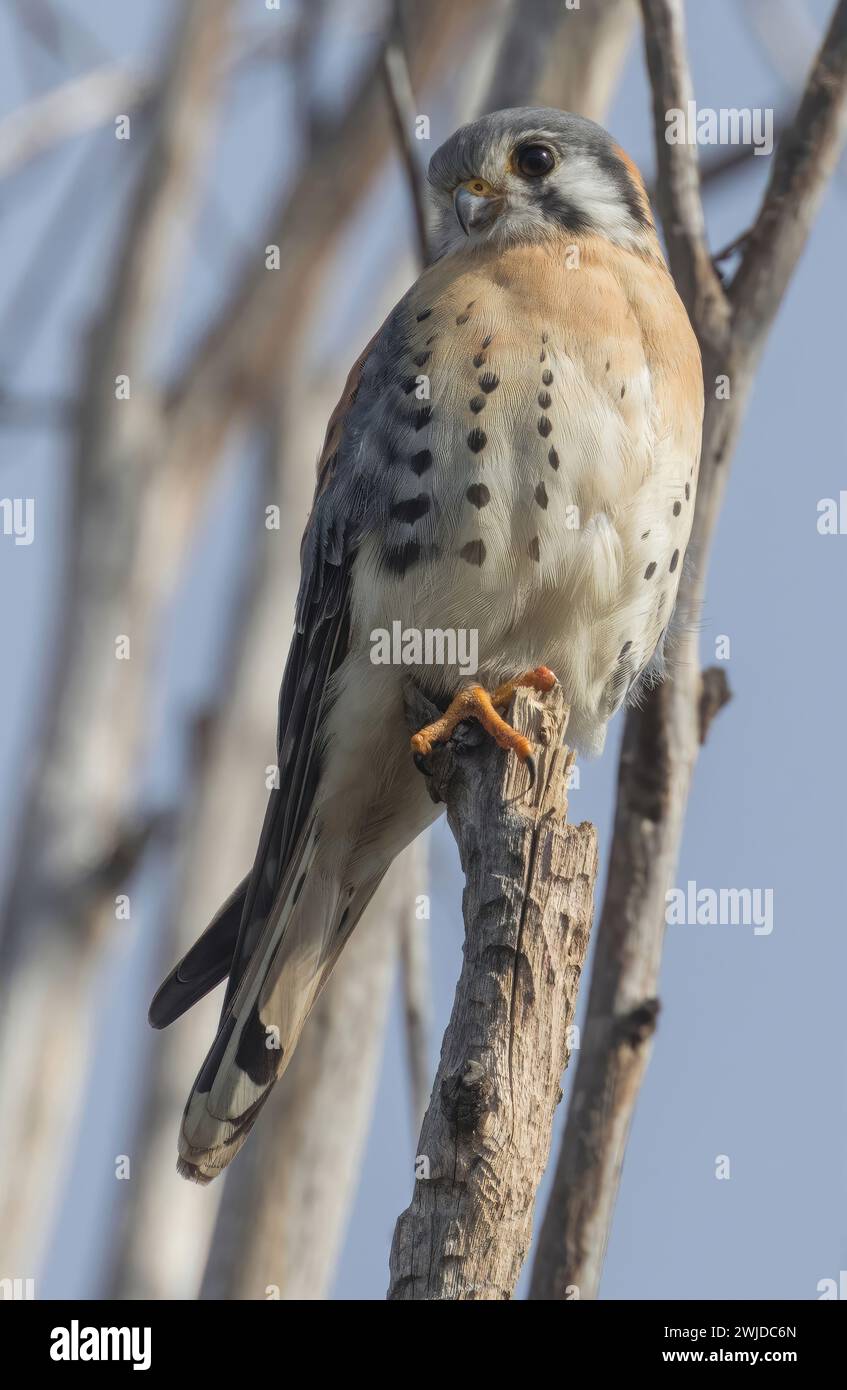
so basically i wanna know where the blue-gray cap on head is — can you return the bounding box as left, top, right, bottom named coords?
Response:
left=427, top=107, right=654, bottom=257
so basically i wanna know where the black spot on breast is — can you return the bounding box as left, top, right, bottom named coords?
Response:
left=644, top=561, right=657, bottom=579
left=413, top=351, right=431, bottom=368
left=528, top=536, right=541, bottom=562
left=416, top=308, right=431, bottom=321
left=669, top=549, right=680, bottom=572
left=685, top=483, right=691, bottom=499
left=641, top=530, right=651, bottom=539
left=467, top=428, right=486, bottom=452
left=391, top=494, right=431, bottom=524
left=619, top=640, right=633, bottom=657
left=469, top=395, right=485, bottom=413
left=539, top=348, right=547, bottom=362
left=460, top=539, right=486, bottom=566
left=479, top=372, right=499, bottom=393
left=401, top=375, right=417, bottom=394
left=542, top=369, right=554, bottom=386
left=538, top=390, right=552, bottom=408
left=620, top=384, right=626, bottom=398
left=413, top=405, right=432, bottom=430
left=548, top=447, right=559, bottom=470
left=384, top=540, right=422, bottom=575
left=538, top=416, right=552, bottom=438
left=481, top=333, right=492, bottom=348
left=535, top=481, right=548, bottom=509
left=673, top=500, right=682, bottom=516
left=410, top=448, right=432, bottom=475
left=456, top=312, right=469, bottom=325
left=473, top=351, right=487, bottom=368
left=605, top=360, right=610, bottom=372
left=466, top=483, right=490, bottom=508
left=541, top=332, right=549, bottom=344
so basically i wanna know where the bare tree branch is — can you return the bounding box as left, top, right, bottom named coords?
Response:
left=0, top=64, right=145, bottom=179
left=381, top=3, right=431, bottom=264
left=0, top=20, right=296, bottom=183
left=388, top=683, right=596, bottom=1300
left=640, top=0, right=728, bottom=336
left=730, top=0, right=847, bottom=349
left=529, top=0, right=847, bottom=1302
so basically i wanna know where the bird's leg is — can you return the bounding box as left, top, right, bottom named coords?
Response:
left=410, top=666, right=556, bottom=764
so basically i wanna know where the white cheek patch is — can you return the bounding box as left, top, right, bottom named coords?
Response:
left=549, top=152, right=644, bottom=248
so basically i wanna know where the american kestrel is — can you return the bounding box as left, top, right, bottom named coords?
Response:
left=150, top=108, right=703, bottom=1182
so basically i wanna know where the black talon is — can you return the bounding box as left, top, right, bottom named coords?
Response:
left=413, top=751, right=432, bottom=777
left=524, top=753, right=536, bottom=790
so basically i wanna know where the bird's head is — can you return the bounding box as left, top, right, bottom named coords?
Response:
left=427, top=107, right=657, bottom=258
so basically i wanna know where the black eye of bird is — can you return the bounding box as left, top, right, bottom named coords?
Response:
left=515, top=143, right=555, bottom=178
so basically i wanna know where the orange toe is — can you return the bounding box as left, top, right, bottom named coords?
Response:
left=410, top=666, right=557, bottom=767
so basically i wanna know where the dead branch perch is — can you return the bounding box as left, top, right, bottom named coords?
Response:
left=388, top=682, right=597, bottom=1300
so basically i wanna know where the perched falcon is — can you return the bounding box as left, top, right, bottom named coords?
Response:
left=150, top=108, right=703, bottom=1182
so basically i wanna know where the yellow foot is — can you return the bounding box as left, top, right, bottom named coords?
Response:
left=410, top=666, right=557, bottom=766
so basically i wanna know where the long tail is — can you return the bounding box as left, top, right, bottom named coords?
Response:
left=176, top=826, right=381, bottom=1183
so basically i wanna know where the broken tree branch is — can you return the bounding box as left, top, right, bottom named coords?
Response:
left=529, top=0, right=847, bottom=1301
left=388, top=682, right=597, bottom=1300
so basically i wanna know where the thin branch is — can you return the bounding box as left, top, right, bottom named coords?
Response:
left=729, top=0, right=847, bottom=348
left=0, top=63, right=146, bottom=180
left=640, top=0, right=728, bottom=337
left=381, top=5, right=431, bottom=265
left=0, top=22, right=296, bottom=183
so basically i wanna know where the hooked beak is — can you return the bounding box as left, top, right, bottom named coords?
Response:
left=453, top=180, right=502, bottom=236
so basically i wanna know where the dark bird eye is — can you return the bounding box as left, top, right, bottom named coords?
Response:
left=515, top=143, right=555, bottom=178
